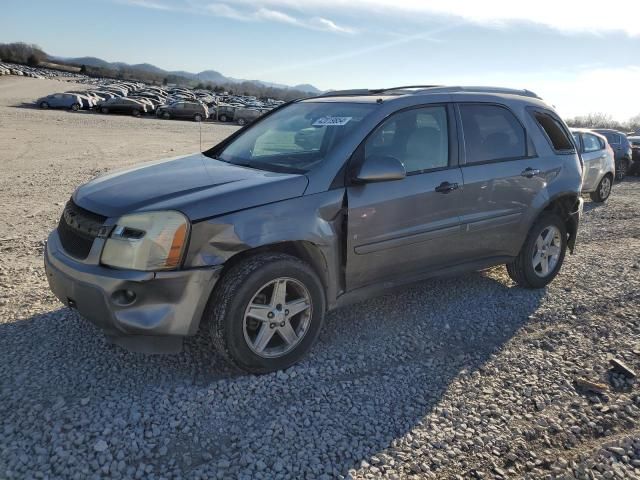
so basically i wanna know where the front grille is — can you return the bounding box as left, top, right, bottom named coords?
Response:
left=57, top=199, right=107, bottom=260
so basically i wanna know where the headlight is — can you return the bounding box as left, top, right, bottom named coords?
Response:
left=101, top=211, right=189, bottom=271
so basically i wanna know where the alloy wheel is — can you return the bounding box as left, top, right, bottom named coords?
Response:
left=532, top=225, right=562, bottom=278
left=599, top=176, right=611, bottom=199
left=243, top=277, right=312, bottom=358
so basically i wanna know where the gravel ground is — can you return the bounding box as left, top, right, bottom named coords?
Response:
left=1, top=77, right=640, bottom=479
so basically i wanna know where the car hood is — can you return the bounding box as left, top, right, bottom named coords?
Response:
left=73, top=153, right=309, bottom=220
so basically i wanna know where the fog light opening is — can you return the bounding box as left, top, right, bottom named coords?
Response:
left=112, top=289, right=137, bottom=306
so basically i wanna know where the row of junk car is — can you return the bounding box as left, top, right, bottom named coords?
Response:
left=34, top=77, right=285, bottom=125
left=10, top=61, right=639, bottom=189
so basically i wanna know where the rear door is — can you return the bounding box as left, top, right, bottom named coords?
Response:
left=580, top=132, right=607, bottom=190
left=603, top=131, right=622, bottom=159
left=454, top=103, right=545, bottom=259
left=346, top=105, right=465, bottom=290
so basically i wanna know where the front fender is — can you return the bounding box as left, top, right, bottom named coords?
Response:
left=185, top=189, right=345, bottom=306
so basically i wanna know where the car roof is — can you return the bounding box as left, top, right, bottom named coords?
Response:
left=592, top=128, right=623, bottom=134
left=570, top=128, right=607, bottom=140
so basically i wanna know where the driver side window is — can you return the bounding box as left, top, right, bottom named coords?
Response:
left=364, top=106, right=449, bottom=174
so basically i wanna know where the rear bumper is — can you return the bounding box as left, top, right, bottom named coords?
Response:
left=44, top=230, right=222, bottom=353
left=567, top=196, right=583, bottom=253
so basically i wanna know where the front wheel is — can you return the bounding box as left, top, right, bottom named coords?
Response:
left=219, top=114, right=227, bottom=122
left=590, top=174, right=612, bottom=203
left=39, top=101, right=49, bottom=109
left=506, top=212, right=567, bottom=289
left=194, top=113, right=202, bottom=122
left=101, top=107, right=109, bottom=114
left=206, top=253, right=326, bottom=373
left=70, top=103, right=80, bottom=111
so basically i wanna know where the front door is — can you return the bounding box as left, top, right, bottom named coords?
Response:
left=346, top=105, right=465, bottom=291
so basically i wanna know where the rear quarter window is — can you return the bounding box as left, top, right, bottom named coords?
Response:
left=531, top=111, right=575, bottom=152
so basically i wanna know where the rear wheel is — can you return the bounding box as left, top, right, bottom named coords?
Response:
left=163, top=111, right=170, bottom=119
left=590, top=174, right=612, bottom=203
left=615, top=159, right=628, bottom=181
left=206, top=253, right=325, bottom=373
left=39, top=101, right=49, bottom=109
left=506, top=212, right=567, bottom=289
left=101, top=107, right=109, bottom=114
left=219, top=114, right=228, bottom=122
left=132, top=109, right=140, bottom=117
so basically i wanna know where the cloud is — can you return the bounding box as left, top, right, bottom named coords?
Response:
left=225, top=0, right=640, bottom=36
left=119, top=0, right=356, bottom=34
left=310, top=17, right=355, bottom=34
left=254, top=7, right=300, bottom=25
left=204, top=3, right=251, bottom=22
left=117, top=0, right=174, bottom=10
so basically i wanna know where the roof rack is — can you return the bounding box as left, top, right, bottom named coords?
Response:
left=316, top=85, right=541, bottom=99
left=409, top=86, right=541, bottom=99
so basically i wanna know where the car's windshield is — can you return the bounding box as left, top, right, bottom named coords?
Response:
left=210, top=101, right=377, bottom=173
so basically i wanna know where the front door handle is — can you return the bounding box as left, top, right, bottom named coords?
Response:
left=435, top=181, right=459, bottom=194
left=521, top=167, right=540, bottom=178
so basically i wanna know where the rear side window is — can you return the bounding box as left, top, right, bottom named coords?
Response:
left=583, top=133, right=603, bottom=153
left=600, top=132, right=620, bottom=144
left=532, top=111, right=575, bottom=152
left=459, top=104, right=526, bottom=164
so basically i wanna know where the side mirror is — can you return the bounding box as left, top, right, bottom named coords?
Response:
left=353, top=155, right=406, bottom=183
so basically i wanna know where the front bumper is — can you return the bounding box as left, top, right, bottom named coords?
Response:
left=44, top=230, right=222, bottom=353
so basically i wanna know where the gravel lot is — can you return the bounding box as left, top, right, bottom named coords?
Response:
left=1, top=77, right=639, bottom=480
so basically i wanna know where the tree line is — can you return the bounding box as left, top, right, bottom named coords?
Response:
left=565, top=112, right=640, bottom=133
left=0, top=42, right=47, bottom=66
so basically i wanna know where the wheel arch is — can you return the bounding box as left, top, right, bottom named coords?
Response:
left=211, top=240, right=331, bottom=310
left=222, top=241, right=328, bottom=287
left=540, top=193, right=581, bottom=253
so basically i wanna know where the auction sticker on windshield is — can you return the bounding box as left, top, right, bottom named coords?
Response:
left=313, top=116, right=352, bottom=126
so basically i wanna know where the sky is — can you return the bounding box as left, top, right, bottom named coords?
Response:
left=3, top=0, right=640, bottom=120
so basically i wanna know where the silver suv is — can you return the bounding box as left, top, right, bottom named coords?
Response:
left=45, top=86, right=584, bottom=373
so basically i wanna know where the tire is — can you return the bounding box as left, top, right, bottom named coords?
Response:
left=589, top=174, right=612, bottom=203
left=163, top=111, right=170, bottom=120
left=132, top=109, right=140, bottom=117
left=237, top=118, right=247, bottom=126
left=101, top=107, right=109, bottom=114
left=219, top=114, right=227, bottom=122
left=194, top=114, right=202, bottom=122
left=70, top=103, right=80, bottom=112
left=615, top=159, right=628, bottom=181
left=39, top=101, right=49, bottom=109
left=506, top=212, right=567, bottom=289
left=206, top=253, right=326, bottom=374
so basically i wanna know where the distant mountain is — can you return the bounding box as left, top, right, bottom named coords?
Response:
left=59, top=56, right=323, bottom=94
left=292, top=84, right=322, bottom=94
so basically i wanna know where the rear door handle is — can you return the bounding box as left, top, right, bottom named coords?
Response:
left=521, top=168, right=540, bottom=178
left=435, top=181, right=459, bottom=194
